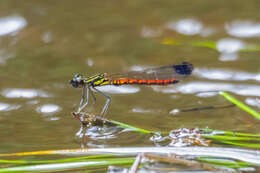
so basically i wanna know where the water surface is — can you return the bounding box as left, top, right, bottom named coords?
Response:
left=0, top=0, right=260, bottom=172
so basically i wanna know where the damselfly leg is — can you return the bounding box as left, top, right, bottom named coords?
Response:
left=92, top=87, right=111, bottom=116
left=78, top=85, right=89, bottom=112
left=77, top=85, right=109, bottom=116
left=89, top=87, right=96, bottom=105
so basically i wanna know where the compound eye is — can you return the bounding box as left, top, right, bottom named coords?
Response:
left=70, top=80, right=79, bottom=88
left=74, top=74, right=82, bottom=82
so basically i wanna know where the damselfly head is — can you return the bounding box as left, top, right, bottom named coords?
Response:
left=70, top=74, right=84, bottom=88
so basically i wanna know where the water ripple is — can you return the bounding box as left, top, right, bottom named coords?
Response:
left=0, top=49, right=15, bottom=65
left=132, top=108, right=153, bottom=113
left=141, top=26, right=162, bottom=38
left=42, top=31, right=52, bottom=43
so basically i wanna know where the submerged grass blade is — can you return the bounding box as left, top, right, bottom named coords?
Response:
left=219, top=91, right=260, bottom=120
left=191, top=41, right=217, bottom=49
left=0, top=158, right=134, bottom=172
left=220, top=140, right=260, bottom=148
left=197, top=157, right=254, bottom=168
left=161, top=38, right=260, bottom=52
left=202, top=128, right=260, bottom=137
left=203, top=135, right=260, bottom=141
left=202, top=128, right=260, bottom=148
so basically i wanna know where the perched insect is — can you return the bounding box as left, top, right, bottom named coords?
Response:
left=70, top=62, right=193, bottom=116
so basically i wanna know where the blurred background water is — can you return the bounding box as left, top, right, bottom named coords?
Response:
left=0, top=0, right=260, bottom=156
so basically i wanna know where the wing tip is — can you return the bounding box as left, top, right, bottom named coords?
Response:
left=174, top=62, right=194, bottom=75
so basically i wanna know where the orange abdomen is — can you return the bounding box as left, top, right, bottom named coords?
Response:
left=111, top=79, right=179, bottom=86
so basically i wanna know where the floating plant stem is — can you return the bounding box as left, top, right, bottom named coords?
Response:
left=109, top=119, right=152, bottom=134
left=219, top=91, right=260, bottom=120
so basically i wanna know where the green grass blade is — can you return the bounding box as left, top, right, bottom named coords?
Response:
left=0, top=155, right=124, bottom=164
left=203, top=135, right=260, bottom=141
left=161, top=38, right=260, bottom=52
left=219, top=91, right=260, bottom=120
left=219, top=140, right=260, bottom=148
left=110, top=120, right=152, bottom=134
left=197, top=157, right=255, bottom=168
left=0, top=158, right=135, bottom=172
left=202, top=128, right=260, bottom=137
left=191, top=41, right=217, bottom=49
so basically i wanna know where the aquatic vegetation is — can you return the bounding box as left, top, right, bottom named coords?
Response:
left=0, top=92, right=260, bottom=172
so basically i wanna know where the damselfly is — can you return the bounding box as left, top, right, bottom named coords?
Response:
left=70, top=62, right=193, bottom=115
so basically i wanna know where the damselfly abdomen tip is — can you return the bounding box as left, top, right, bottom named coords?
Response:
left=173, top=62, right=193, bottom=75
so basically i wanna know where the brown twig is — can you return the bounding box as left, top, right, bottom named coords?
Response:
left=71, top=112, right=114, bottom=126
left=129, top=154, right=142, bottom=173
left=143, top=153, right=234, bottom=172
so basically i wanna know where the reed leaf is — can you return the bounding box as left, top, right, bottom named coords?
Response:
left=219, top=91, right=260, bottom=120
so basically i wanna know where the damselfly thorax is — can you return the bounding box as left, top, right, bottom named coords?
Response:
left=70, top=62, right=194, bottom=116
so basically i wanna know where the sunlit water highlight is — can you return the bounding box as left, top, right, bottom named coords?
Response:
left=97, top=85, right=140, bottom=94
left=0, top=102, right=20, bottom=112
left=2, top=89, right=50, bottom=98
left=216, top=38, right=245, bottom=61
left=226, top=21, right=260, bottom=38
left=166, top=18, right=214, bottom=37
left=36, top=104, right=61, bottom=114
left=245, top=98, right=260, bottom=108
left=193, top=68, right=260, bottom=81
left=167, top=19, right=203, bottom=35
left=0, top=16, right=27, bottom=36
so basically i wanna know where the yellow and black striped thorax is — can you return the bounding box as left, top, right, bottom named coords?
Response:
left=83, top=73, right=109, bottom=87
left=70, top=73, right=109, bottom=88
